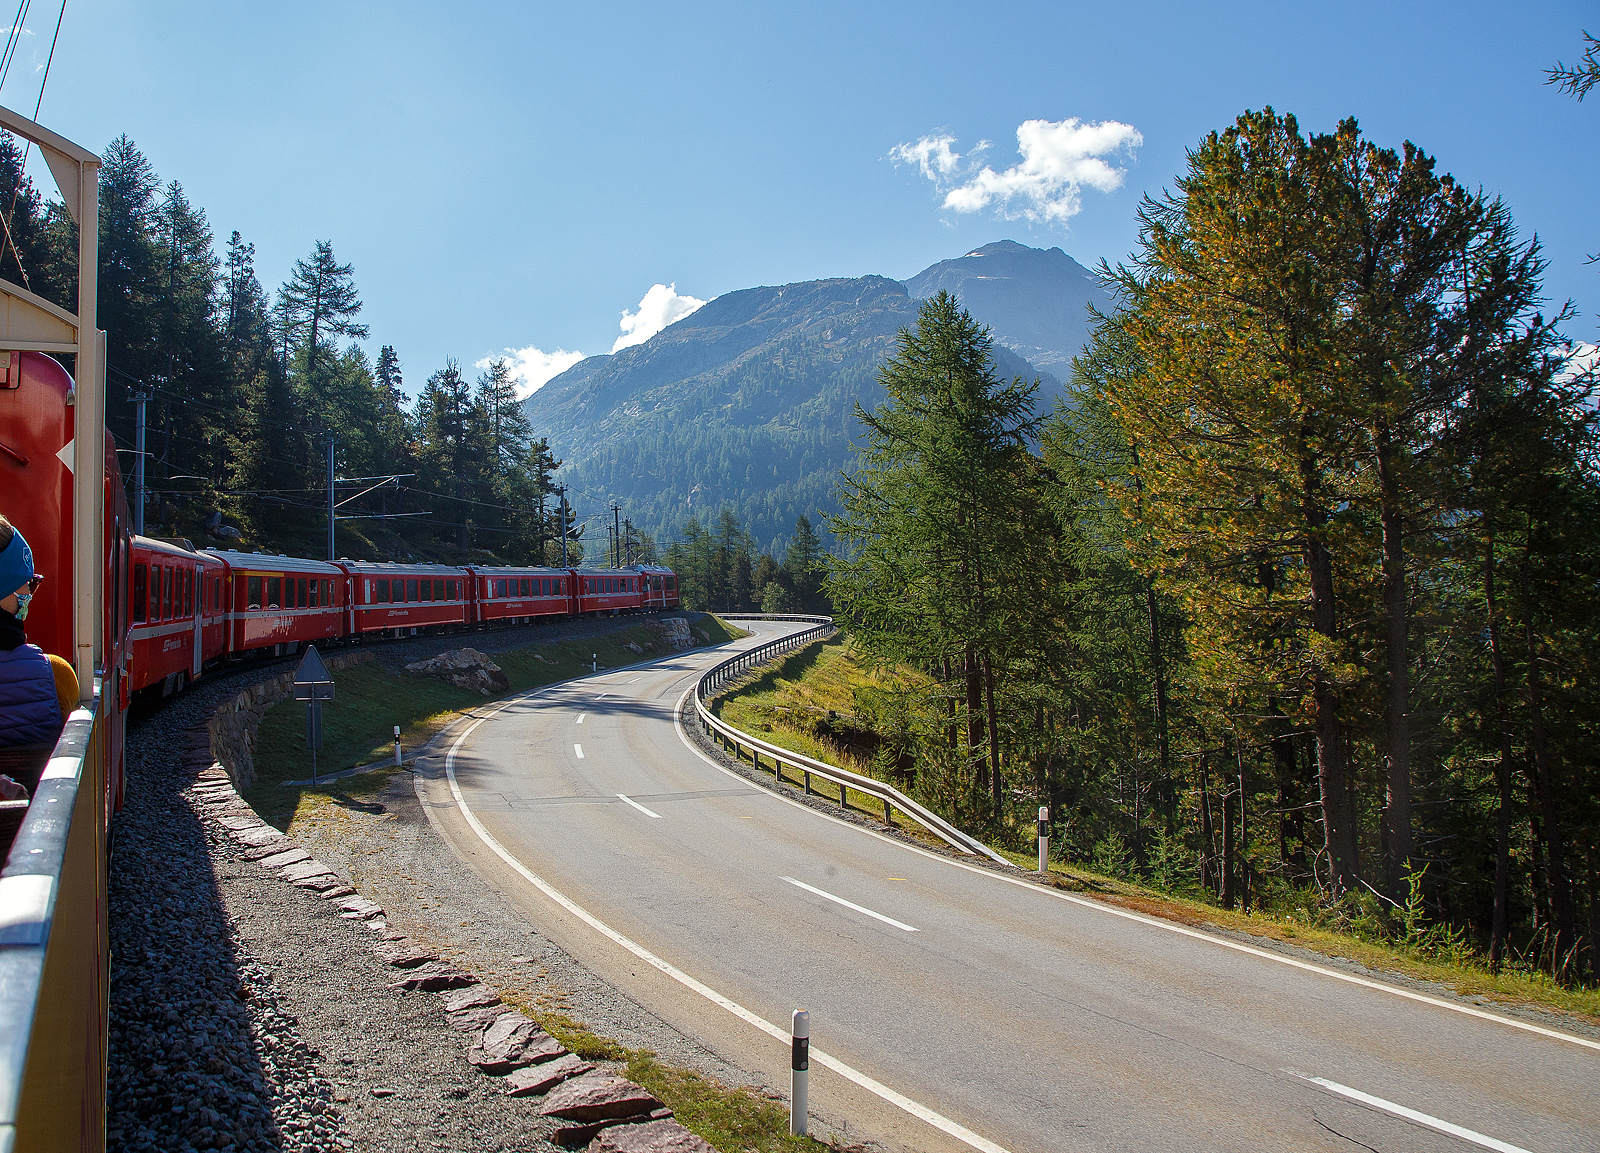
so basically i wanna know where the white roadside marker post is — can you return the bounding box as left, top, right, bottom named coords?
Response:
left=790, top=1009, right=809, bottom=1137
left=1038, top=805, right=1050, bottom=875
left=393, top=725, right=403, bottom=766
left=592, top=653, right=597, bottom=673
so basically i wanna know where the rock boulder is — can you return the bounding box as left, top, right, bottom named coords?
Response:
left=405, top=648, right=511, bottom=696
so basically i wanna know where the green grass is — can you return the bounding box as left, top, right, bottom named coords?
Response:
left=712, top=637, right=944, bottom=842
left=715, top=634, right=1600, bottom=1024
left=624, top=1050, right=827, bottom=1153
left=247, top=616, right=723, bottom=820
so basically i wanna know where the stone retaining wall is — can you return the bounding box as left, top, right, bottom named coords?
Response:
left=208, top=652, right=375, bottom=788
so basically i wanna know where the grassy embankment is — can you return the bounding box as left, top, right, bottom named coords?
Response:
left=715, top=634, right=1600, bottom=1022
left=247, top=613, right=749, bottom=825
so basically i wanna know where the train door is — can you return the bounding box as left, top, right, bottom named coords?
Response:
left=191, top=564, right=204, bottom=679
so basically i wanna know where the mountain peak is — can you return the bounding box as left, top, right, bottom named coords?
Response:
left=902, top=240, right=1107, bottom=370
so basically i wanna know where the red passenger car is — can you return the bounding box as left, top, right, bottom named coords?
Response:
left=207, top=550, right=346, bottom=655
left=571, top=567, right=644, bottom=616
left=469, top=565, right=571, bottom=626
left=127, top=535, right=216, bottom=696
left=344, top=561, right=469, bottom=637
left=636, top=564, right=679, bottom=610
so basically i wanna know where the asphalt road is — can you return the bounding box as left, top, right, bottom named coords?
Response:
left=413, top=620, right=1599, bottom=1153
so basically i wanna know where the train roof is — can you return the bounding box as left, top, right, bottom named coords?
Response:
left=132, top=534, right=204, bottom=559
left=338, top=559, right=470, bottom=576
left=469, top=564, right=570, bottom=576
left=202, top=549, right=346, bottom=575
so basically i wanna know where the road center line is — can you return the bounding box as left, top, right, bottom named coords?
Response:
left=441, top=687, right=1009, bottom=1153
left=574, top=744, right=584, bottom=759
left=617, top=793, right=663, bottom=819
left=670, top=687, right=1600, bottom=1054
left=1293, top=1073, right=1532, bottom=1153
left=576, top=714, right=585, bottom=724
left=780, top=876, right=918, bottom=932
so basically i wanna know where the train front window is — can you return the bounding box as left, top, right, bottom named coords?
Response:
left=247, top=576, right=262, bottom=610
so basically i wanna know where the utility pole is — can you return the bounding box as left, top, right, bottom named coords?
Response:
left=133, top=390, right=147, bottom=536
left=327, top=435, right=336, bottom=562
left=559, top=486, right=569, bottom=568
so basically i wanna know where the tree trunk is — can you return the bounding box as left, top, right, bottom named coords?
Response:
left=1269, top=700, right=1306, bottom=877
left=965, top=644, right=985, bottom=787
left=1198, top=755, right=1215, bottom=893
left=1306, top=526, right=1358, bottom=894
left=1485, top=529, right=1515, bottom=969
left=984, top=654, right=1001, bottom=813
left=941, top=655, right=958, bottom=750
left=1146, top=582, right=1171, bottom=787
left=1220, top=786, right=1236, bottom=909
left=1376, top=426, right=1412, bottom=899
left=1520, top=552, right=1577, bottom=976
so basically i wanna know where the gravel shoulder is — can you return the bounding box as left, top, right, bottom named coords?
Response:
left=109, top=617, right=784, bottom=1153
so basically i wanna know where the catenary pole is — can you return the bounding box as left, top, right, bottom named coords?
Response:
left=133, top=390, right=147, bottom=536
left=327, top=436, right=336, bottom=561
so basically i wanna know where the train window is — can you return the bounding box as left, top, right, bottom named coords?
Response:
left=132, top=564, right=147, bottom=623
left=308, top=579, right=319, bottom=608
left=425, top=579, right=435, bottom=601
left=406, top=579, right=418, bottom=602
left=214, top=578, right=222, bottom=612
left=294, top=577, right=304, bottom=607
left=160, top=567, right=170, bottom=619
left=375, top=578, right=388, bottom=603
left=187, top=570, right=194, bottom=616
left=248, top=575, right=262, bottom=610
left=494, top=579, right=506, bottom=598
left=267, top=576, right=281, bottom=609
left=447, top=579, right=456, bottom=600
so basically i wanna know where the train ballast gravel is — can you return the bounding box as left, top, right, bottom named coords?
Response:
left=127, top=538, right=680, bottom=698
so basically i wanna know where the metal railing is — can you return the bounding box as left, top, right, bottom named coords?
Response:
left=0, top=686, right=110, bottom=1152
left=695, top=619, right=1014, bottom=868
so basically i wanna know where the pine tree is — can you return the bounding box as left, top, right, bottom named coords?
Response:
left=279, top=239, right=368, bottom=378
left=829, top=291, right=1040, bottom=816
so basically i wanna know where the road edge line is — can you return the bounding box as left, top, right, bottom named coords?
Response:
left=444, top=704, right=1013, bottom=1153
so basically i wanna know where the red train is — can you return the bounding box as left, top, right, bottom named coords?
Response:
left=125, top=541, right=680, bottom=699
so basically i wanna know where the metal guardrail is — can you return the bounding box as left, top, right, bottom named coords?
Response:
left=695, top=618, right=1015, bottom=868
left=0, top=686, right=110, bottom=1153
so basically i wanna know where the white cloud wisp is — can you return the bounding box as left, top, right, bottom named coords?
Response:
left=893, top=117, right=1143, bottom=225
left=481, top=345, right=587, bottom=400
left=613, top=282, right=706, bottom=352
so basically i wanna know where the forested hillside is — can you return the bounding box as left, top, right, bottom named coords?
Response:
left=523, top=274, right=1059, bottom=555
left=829, top=112, right=1600, bottom=988
left=0, top=131, right=570, bottom=565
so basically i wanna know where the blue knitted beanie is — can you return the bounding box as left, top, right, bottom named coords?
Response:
left=0, top=526, right=34, bottom=598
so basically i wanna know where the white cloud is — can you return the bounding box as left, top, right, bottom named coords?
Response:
left=480, top=345, right=586, bottom=400
left=613, top=282, right=706, bottom=353
left=893, top=117, right=1142, bottom=225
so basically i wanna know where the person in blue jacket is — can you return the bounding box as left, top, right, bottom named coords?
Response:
left=0, top=516, right=61, bottom=750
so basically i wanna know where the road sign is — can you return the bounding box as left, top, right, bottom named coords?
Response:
left=293, top=644, right=335, bottom=701
left=293, top=645, right=334, bottom=784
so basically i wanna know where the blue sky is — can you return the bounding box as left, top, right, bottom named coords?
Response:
left=12, top=1, right=1599, bottom=397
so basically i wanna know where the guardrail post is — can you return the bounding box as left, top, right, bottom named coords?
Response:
left=884, top=797, right=892, bottom=826
left=803, top=770, right=810, bottom=795
left=839, top=779, right=847, bottom=810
